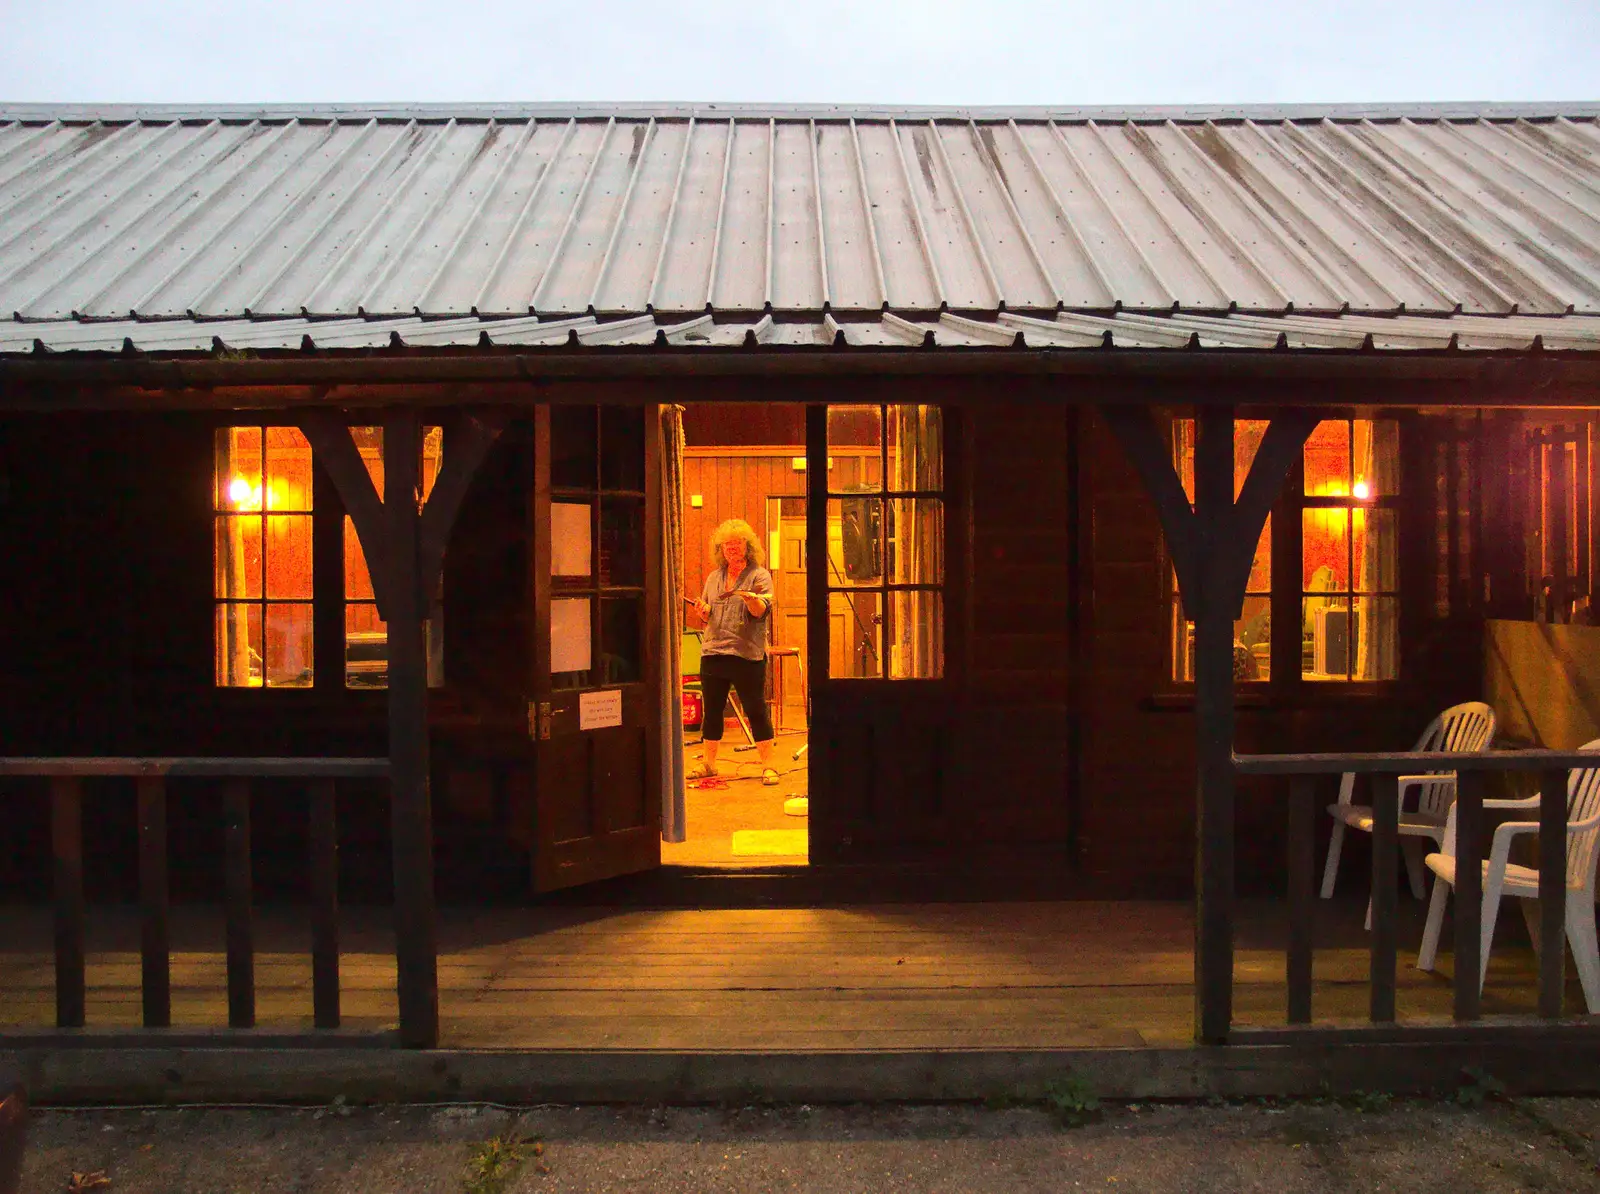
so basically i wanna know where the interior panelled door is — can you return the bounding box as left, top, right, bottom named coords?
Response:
left=530, top=403, right=662, bottom=891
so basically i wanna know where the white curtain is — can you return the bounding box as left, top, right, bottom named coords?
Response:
left=659, top=405, right=687, bottom=842
left=1356, top=422, right=1399, bottom=680
left=888, top=405, right=942, bottom=678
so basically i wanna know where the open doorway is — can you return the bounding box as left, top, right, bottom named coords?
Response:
left=662, top=404, right=811, bottom=868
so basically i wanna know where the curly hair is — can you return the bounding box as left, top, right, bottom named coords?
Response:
left=710, top=518, right=764, bottom=568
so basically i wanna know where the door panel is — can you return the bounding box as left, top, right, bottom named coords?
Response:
left=530, top=405, right=662, bottom=893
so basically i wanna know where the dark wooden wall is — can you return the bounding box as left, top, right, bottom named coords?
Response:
left=4, top=395, right=1563, bottom=901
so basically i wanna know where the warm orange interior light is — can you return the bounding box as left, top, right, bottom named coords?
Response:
left=1352, top=479, right=1371, bottom=500
left=229, top=475, right=262, bottom=510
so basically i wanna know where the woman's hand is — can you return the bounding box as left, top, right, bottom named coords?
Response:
left=736, top=590, right=769, bottom=617
left=693, top=598, right=711, bottom=620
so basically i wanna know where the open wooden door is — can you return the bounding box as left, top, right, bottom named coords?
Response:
left=530, top=403, right=662, bottom=892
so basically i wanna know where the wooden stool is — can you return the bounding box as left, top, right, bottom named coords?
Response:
left=767, top=645, right=804, bottom=731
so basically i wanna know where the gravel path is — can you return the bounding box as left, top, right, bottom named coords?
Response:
left=15, top=1096, right=1600, bottom=1193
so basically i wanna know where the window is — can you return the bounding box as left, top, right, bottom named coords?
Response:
left=344, top=426, right=444, bottom=688
left=1523, top=423, right=1592, bottom=624
left=1302, top=419, right=1398, bottom=681
left=214, top=423, right=444, bottom=691
left=824, top=404, right=944, bottom=679
left=549, top=406, right=646, bottom=689
left=1169, top=416, right=1400, bottom=685
left=214, top=426, right=314, bottom=687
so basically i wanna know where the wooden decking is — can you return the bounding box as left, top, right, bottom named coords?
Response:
left=0, top=897, right=1581, bottom=1049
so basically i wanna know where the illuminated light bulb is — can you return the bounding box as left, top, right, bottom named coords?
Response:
left=228, top=476, right=261, bottom=510
left=1353, top=480, right=1371, bottom=500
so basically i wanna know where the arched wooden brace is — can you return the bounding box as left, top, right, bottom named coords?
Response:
left=1104, top=404, right=1316, bottom=1044
left=296, top=404, right=506, bottom=1050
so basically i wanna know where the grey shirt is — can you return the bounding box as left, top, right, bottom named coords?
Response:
left=698, top=563, right=774, bottom=662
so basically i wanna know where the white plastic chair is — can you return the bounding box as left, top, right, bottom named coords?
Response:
left=1320, top=701, right=1496, bottom=913
left=1416, top=739, right=1600, bottom=1012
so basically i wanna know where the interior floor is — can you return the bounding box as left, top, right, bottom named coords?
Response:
left=660, top=728, right=810, bottom=867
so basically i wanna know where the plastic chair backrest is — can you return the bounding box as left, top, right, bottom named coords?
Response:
left=1411, top=701, right=1497, bottom=819
left=1566, top=739, right=1600, bottom=892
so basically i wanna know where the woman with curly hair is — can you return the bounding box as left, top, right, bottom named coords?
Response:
left=689, top=517, right=779, bottom=785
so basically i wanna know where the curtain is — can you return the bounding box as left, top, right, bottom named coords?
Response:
left=1356, top=422, right=1399, bottom=680
left=659, top=404, right=687, bottom=843
left=888, top=405, right=942, bottom=678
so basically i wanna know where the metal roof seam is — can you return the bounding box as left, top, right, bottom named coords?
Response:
left=418, top=119, right=540, bottom=314
left=1046, top=120, right=1176, bottom=304
left=248, top=119, right=433, bottom=316
left=472, top=117, right=575, bottom=314
left=809, top=119, right=831, bottom=311
left=702, top=118, right=736, bottom=311
left=529, top=116, right=614, bottom=313
left=763, top=117, right=776, bottom=312
left=0, top=120, right=147, bottom=243
left=187, top=119, right=382, bottom=316
left=13, top=123, right=245, bottom=318
left=645, top=116, right=696, bottom=313
left=1004, top=119, right=1114, bottom=307
left=848, top=119, right=889, bottom=311
left=970, top=119, right=1061, bottom=307
left=588, top=117, right=658, bottom=313
left=889, top=118, right=946, bottom=307
left=924, top=120, right=1003, bottom=309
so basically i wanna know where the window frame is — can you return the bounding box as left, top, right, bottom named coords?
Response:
left=820, top=402, right=948, bottom=682
left=1163, top=411, right=1405, bottom=694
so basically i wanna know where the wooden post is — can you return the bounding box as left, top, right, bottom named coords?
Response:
left=1103, top=402, right=1316, bottom=1045
left=310, top=779, right=342, bottom=1030
left=805, top=403, right=830, bottom=847
left=223, top=779, right=255, bottom=1029
left=1286, top=775, right=1315, bottom=1025
left=1538, top=767, right=1568, bottom=1019
left=1453, top=769, right=1485, bottom=1021
left=137, top=776, right=170, bottom=1029
left=1369, top=773, right=1399, bottom=1023
left=50, top=777, right=85, bottom=1029
left=383, top=408, right=439, bottom=1049
left=1191, top=406, right=1237, bottom=1044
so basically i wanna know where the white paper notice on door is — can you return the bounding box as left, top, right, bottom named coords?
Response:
left=578, top=689, right=623, bottom=730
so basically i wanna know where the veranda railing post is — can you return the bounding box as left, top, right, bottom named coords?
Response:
left=137, top=775, right=170, bottom=1029
left=223, top=778, right=255, bottom=1029
left=1538, top=767, right=1569, bottom=1019
left=1369, top=772, right=1399, bottom=1023
left=1287, top=774, right=1316, bottom=1025
left=1453, top=769, right=1485, bottom=1021
left=49, top=775, right=85, bottom=1029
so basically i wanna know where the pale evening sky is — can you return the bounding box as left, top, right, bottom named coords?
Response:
left=1, top=0, right=1596, bottom=107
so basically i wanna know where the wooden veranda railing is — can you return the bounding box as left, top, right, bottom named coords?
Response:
left=1232, top=748, right=1600, bottom=1041
left=0, top=757, right=390, bottom=1046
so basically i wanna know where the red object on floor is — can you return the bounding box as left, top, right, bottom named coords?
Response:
left=681, top=687, right=702, bottom=730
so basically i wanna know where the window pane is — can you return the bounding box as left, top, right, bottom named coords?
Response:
left=1171, top=595, right=1271, bottom=683
left=827, top=497, right=881, bottom=584
left=1304, top=419, right=1352, bottom=496
left=346, top=604, right=386, bottom=688
left=888, top=590, right=943, bottom=678
left=887, top=404, right=942, bottom=491
left=551, top=405, right=598, bottom=490
left=1304, top=596, right=1356, bottom=679
left=1354, top=596, right=1399, bottom=680
left=1354, top=508, right=1398, bottom=593
left=344, top=516, right=375, bottom=601
left=215, top=603, right=262, bottom=687
left=265, top=603, right=314, bottom=688
left=600, top=597, right=642, bottom=684
left=827, top=405, right=882, bottom=492
left=1354, top=419, right=1399, bottom=497
left=264, top=427, right=312, bottom=511
left=215, top=515, right=262, bottom=600
left=600, top=498, right=644, bottom=587
left=351, top=427, right=384, bottom=497
left=889, top=498, right=944, bottom=585
left=551, top=502, right=593, bottom=579
left=1304, top=508, right=1351, bottom=591
left=265, top=514, right=313, bottom=599
left=601, top=406, right=645, bottom=491
left=1246, top=515, right=1272, bottom=594
left=829, top=590, right=882, bottom=678
left=421, top=425, right=443, bottom=502
left=551, top=596, right=593, bottom=687
left=215, top=427, right=262, bottom=511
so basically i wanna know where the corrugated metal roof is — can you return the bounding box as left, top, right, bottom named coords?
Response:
left=1, top=105, right=1599, bottom=325
left=8, top=309, right=1600, bottom=355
